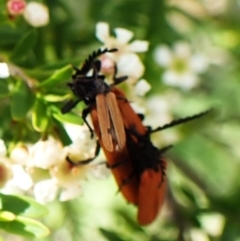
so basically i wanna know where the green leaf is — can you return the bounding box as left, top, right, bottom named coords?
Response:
left=116, top=209, right=145, bottom=233
left=10, top=80, right=35, bottom=120
left=0, top=193, right=48, bottom=218
left=0, top=211, right=16, bottom=222
left=38, top=65, right=72, bottom=88
left=43, top=94, right=71, bottom=102
left=32, top=97, right=49, bottom=132
left=99, top=228, right=125, bottom=241
left=53, top=120, right=72, bottom=145
left=0, top=79, right=9, bottom=97
left=0, top=216, right=50, bottom=238
left=50, top=105, right=83, bottom=125
left=10, top=29, right=37, bottom=61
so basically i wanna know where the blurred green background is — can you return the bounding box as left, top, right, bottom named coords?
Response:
left=1, top=0, right=240, bottom=240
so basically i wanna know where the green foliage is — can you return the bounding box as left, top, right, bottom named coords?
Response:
left=0, top=193, right=49, bottom=238
left=10, top=29, right=37, bottom=62
left=10, top=80, right=35, bottom=121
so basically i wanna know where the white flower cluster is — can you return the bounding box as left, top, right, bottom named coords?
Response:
left=6, top=0, right=49, bottom=27
left=154, top=41, right=208, bottom=90
left=0, top=126, right=108, bottom=204
left=96, top=22, right=149, bottom=85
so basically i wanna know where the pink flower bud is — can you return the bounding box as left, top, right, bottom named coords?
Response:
left=7, top=0, right=26, bottom=16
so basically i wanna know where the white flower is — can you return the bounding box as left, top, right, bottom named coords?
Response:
left=145, top=95, right=173, bottom=127
left=96, top=22, right=148, bottom=52
left=34, top=179, right=58, bottom=204
left=96, top=22, right=149, bottom=83
left=134, top=79, right=151, bottom=96
left=90, top=163, right=111, bottom=179
left=23, top=2, right=49, bottom=27
left=59, top=183, right=82, bottom=202
left=130, top=102, right=146, bottom=115
left=63, top=125, right=98, bottom=165
left=0, top=139, right=7, bottom=157
left=50, top=159, right=89, bottom=202
left=11, top=164, right=32, bottom=190
left=116, top=53, right=145, bottom=82
left=0, top=63, right=10, bottom=79
left=154, top=42, right=208, bottom=90
left=0, top=159, right=13, bottom=188
left=28, top=137, right=66, bottom=169
left=1, top=163, right=33, bottom=194
left=10, top=144, right=29, bottom=165
left=144, top=92, right=181, bottom=145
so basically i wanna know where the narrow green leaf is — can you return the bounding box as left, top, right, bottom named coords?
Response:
left=32, top=97, right=49, bottom=132
left=0, top=193, right=48, bottom=218
left=53, top=120, right=72, bottom=145
left=10, top=29, right=37, bottom=61
left=0, top=216, right=50, bottom=238
left=0, top=211, right=16, bottom=222
left=0, top=79, right=9, bottom=97
left=52, top=111, right=83, bottom=125
left=50, top=105, right=83, bottom=125
left=38, top=65, right=72, bottom=88
left=99, top=228, right=125, bottom=241
left=10, top=81, right=35, bottom=120
left=43, top=94, right=71, bottom=102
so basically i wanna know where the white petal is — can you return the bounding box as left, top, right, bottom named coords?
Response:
left=130, top=102, right=146, bottom=114
left=190, top=229, right=209, bottom=241
left=174, top=42, right=191, bottom=59
left=0, top=159, right=13, bottom=187
left=134, top=79, right=151, bottom=96
left=24, top=2, right=49, bottom=27
left=117, top=53, right=144, bottom=79
left=145, top=95, right=172, bottom=127
left=114, top=28, right=133, bottom=44
left=0, top=139, right=7, bottom=157
left=162, top=70, right=181, bottom=86
left=12, top=164, right=33, bottom=190
left=64, top=124, right=89, bottom=142
left=10, top=145, right=29, bottom=165
left=96, top=22, right=110, bottom=43
left=154, top=45, right=173, bottom=67
left=90, top=163, right=111, bottom=179
left=162, top=70, right=198, bottom=89
left=34, top=179, right=58, bottom=204
left=180, top=73, right=199, bottom=89
left=0, top=63, right=10, bottom=79
left=129, top=40, right=149, bottom=52
left=29, top=138, right=65, bottom=169
left=147, top=96, right=170, bottom=113
left=190, top=55, right=208, bottom=73
left=64, top=128, right=97, bottom=162
left=200, top=213, right=225, bottom=236
left=59, top=183, right=82, bottom=201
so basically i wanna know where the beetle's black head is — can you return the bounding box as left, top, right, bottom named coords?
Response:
left=63, top=48, right=118, bottom=110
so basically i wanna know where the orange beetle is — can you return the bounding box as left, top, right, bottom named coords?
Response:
left=90, top=87, right=147, bottom=204
left=62, top=49, right=146, bottom=203
left=62, top=48, right=210, bottom=225
left=62, top=48, right=128, bottom=152
left=123, top=110, right=210, bottom=225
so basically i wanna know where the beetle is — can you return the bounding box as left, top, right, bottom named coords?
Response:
left=115, top=110, right=210, bottom=225
left=62, top=48, right=129, bottom=152
left=62, top=48, right=211, bottom=224
left=90, top=87, right=147, bottom=204
left=124, top=127, right=168, bottom=225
